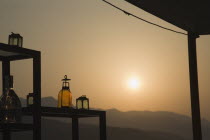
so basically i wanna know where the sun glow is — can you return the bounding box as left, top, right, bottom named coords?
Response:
left=128, top=77, right=140, bottom=89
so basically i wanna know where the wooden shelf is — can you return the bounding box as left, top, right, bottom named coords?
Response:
left=0, top=123, right=33, bottom=132
left=22, top=107, right=105, bottom=118
left=0, top=43, right=40, bottom=61
left=0, top=43, right=106, bottom=140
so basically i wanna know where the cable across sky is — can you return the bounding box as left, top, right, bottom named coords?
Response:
left=102, top=0, right=188, bottom=36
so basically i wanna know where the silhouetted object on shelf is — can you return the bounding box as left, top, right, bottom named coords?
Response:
left=76, top=95, right=89, bottom=110
left=27, top=93, right=34, bottom=107
left=58, top=75, right=72, bottom=108
left=0, top=75, right=22, bottom=123
left=8, top=32, right=23, bottom=47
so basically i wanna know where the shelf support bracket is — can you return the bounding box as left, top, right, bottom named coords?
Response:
left=99, top=112, right=107, bottom=140
left=72, top=117, right=79, bottom=140
left=2, top=60, right=11, bottom=140
left=33, top=53, right=41, bottom=140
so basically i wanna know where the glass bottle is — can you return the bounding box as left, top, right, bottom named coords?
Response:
left=58, top=75, right=72, bottom=108
left=0, top=75, right=22, bottom=123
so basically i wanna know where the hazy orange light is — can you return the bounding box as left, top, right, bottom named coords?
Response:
left=128, top=77, right=140, bottom=89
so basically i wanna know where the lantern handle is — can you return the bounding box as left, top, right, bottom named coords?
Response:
left=62, top=75, right=71, bottom=81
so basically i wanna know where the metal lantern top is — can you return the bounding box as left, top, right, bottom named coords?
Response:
left=62, top=75, right=71, bottom=89
left=62, top=75, right=71, bottom=81
left=8, top=32, right=23, bottom=47
left=77, top=95, right=88, bottom=101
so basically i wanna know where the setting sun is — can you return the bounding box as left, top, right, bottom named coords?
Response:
left=128, top=77, right=140, bottom=89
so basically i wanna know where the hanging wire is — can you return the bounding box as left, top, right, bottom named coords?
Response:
left=102, top=0, right=188, bottom=35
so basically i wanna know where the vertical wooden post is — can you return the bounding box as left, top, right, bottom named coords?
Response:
left=2, top=60, right=11, bottom=140
left=99, top=112, right=106, bottom=140
left=188, top=32, right=202, bottom=140
left=33, top=53, right=41, bottom=140
left=2, top=60, right=10, bottom=93
left=72, top=117, right=79, bottom=140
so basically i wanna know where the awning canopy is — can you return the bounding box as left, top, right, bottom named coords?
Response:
left=125, top=0, right=210, bottom=35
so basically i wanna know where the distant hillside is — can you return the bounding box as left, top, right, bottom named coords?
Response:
left=0, top=118, right=188, bottom=140
left=19, top=97, right=210, bottom=140
left=20, top=96, right=57, bottom=107
left=82, top=109, right=210, bottom=140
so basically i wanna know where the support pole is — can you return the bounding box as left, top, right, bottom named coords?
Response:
left=99, top=112, right=107, bottom=140
left=188, top=32, right=202, bottom=140
left=2, top=60, right=11, bottom=140
left=72, top=117, right=79, bottom=140
left=33, top=53, right=41, bottom=140
left=2, top=60, right=10, bottom=93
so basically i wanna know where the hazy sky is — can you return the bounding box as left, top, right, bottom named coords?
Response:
left=1, top=0, right=210, bottom=120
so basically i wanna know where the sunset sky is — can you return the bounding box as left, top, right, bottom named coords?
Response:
left=1, top=0, right=210, bottom=120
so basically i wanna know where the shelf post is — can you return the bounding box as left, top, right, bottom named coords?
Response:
left=99, top=112, right=106, bottom=140
left=188, top=32, right=202, bottom=140
left=33, top=53, right=41, bottom=140
left=2, top=60, right=10, bottom=93
left=2, top=60, right=11, bottom=140
left=72, top=117, right=79, bottom=140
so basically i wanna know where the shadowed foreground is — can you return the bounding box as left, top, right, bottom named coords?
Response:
left=0, top=118, right=187, bottom=140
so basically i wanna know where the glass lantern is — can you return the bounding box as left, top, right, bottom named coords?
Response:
left=58, top=75, right=72, bottom=108
left=27, top=93, right=33, bottom=107
left=8, top=32, right=23, bottom=47
left=76, top=95, right=89, bottom=110
left=0, top=75, right=22, bottom=123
